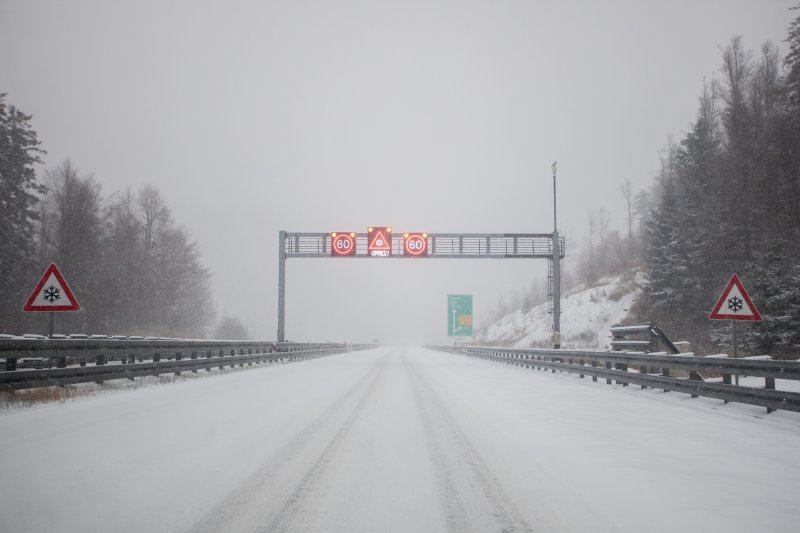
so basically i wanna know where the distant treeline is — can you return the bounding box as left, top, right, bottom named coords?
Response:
left=1, top=95, right=215, bottom=337
left=640, top=23, right=800, bottom=357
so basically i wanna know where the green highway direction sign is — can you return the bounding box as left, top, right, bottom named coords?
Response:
left=447, top=294, right=473, bottom=337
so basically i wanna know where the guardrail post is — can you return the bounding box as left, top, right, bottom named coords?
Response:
left=5, top=357, right=17, bottom=371
left=766, top=377, right=776, bottom=413
left=649, top=327, right=659, bottom=352
left=96, top=354, right=106, bottom=366
left=57, top=356, right=67, bottom=368
left=722, top=369, right=732, bottom=403
left=606, top=362, right=612, bottom=384
left=592, top=360, right=597, bottom=382
left=689, top=371, right=703, bottom=398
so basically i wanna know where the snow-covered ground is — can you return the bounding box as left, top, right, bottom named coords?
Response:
left=2, top=346, right=799, bottom=532
left=481, top=272, right=641, bottom=350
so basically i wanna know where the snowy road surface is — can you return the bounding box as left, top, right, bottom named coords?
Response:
left=2, top=346, right=800, bottom=532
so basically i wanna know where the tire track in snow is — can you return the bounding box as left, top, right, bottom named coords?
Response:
left=262, top=349, right=392, bottom=532
left=403, top=353, right=534, bottom=533
left=187, top=350, right=391, bottom=532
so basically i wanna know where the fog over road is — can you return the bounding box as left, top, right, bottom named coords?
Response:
left=2, top=347, right=799, bottom=532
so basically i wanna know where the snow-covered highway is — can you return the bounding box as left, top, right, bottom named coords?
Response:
left=2, top=346, right=800, bottom=532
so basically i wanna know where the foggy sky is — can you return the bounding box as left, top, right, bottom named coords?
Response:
left=1, top=1, right=796, bottom=343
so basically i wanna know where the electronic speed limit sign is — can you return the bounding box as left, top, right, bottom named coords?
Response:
left=403, top=233, right=428, bottom=256
left=330, top=232, right=356, bottom=256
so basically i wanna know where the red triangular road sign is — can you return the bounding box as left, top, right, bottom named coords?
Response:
left=368, top=229, right=391, bottom=252
left=23, top=264, right=81, bottom=312
left=709, top=274, right=761, bottom=321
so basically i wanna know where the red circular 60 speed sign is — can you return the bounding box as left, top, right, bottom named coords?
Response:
left=403, top=233, right=428, bottom=256
left=331, top=232, right=356, bottom=256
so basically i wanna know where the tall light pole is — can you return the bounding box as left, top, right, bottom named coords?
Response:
left=552, top=161, right=558, bottom=231
left=551, top=161, right=561, bottom=349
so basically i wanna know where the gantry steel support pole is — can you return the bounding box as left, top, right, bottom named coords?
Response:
left=552, top=162, right=561, bottom=349
left=277, top=230, right=286, bottom=342
left=552, top=229, right=561, bottom=349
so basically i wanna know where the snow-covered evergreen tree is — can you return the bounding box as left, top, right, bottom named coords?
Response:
left=748, top=254, right=800, bottom=358
left=0, top=94, right=45, bottom=332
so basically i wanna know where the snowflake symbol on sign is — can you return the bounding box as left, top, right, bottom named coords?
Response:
left=727, top=296, right=744, bottom=313
left=42, top=285, right=61, bottom=303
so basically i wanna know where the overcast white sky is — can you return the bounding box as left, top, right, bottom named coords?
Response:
left=1, top=1, right=796, bottom=343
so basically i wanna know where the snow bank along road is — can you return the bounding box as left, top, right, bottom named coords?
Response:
left=2, top=346, right=800, bottom=533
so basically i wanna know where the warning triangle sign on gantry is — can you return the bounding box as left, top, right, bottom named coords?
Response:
left=368, top=226, right=392, bottom=257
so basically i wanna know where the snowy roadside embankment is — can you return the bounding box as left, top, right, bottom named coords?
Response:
left=481, top=272, right=641, bottom=349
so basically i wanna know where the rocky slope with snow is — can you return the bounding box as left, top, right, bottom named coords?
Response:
left=479, top=271, right=642, bottom=350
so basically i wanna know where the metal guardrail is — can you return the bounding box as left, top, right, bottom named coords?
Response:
left=431, top=345, right=800, bottom=414
left=0, top=338, right=373, bottom=391
left=610, top=323, right=680, bottom=353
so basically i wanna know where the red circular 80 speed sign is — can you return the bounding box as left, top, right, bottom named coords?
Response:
left=331, top=232, right=356, bottom=256
left=403, top=233, right=428, bottom=256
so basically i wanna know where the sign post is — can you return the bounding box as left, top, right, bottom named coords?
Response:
left=23, top=263, right=81, bottom=337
